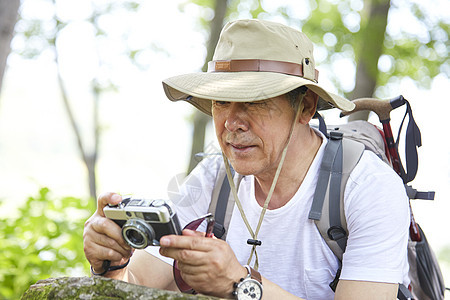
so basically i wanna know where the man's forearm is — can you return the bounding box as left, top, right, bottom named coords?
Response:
left=126, top=249, right=177, bottom=290
left=261, top=276, right=305, bottom=300
left=335, top=280, right=398, bottom=300
left=91, top=249, right=177, bottom=291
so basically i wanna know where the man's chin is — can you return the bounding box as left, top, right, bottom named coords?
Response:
left=227, top=160, right=259, bottom=176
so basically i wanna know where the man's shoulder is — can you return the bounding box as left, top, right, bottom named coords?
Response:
left=352, top=150, right=400, bottom=181
left=344, top=149, right=408, bottom=213
left=345, top=149, right=407, bottom=204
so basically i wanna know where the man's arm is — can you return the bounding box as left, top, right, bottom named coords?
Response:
left=335, top=152, right=410, bottom=299
left=335, top=280, right=398, bottom=300
left=262, top=277, right=398, bottom=300
left=259, top=276, right=305, bottom=300
left=123, top=250, right=178, bottom=291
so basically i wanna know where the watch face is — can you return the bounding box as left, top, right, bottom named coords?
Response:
left=236, top=279, right=262, bottom=300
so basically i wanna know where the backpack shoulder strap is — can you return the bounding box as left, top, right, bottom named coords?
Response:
left=308, top=132, right=365, bottom=261
left=208, top=162, right=243, bottom=240
left=308, top=132, right=365, bottom=292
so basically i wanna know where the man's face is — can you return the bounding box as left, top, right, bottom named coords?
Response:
left=212, top=95, right=295, bottom=176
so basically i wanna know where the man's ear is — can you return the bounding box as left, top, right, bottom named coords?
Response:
left=298, top=89, right=319, bottom=124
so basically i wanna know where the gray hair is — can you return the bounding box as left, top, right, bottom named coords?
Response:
left=286, top=86, right=308, bottom=110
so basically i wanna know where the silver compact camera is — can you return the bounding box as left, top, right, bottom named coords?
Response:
left=104, top=197, right=182, bottom=249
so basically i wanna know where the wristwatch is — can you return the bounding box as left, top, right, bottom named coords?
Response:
left=232, top=265, right=263, bottom=300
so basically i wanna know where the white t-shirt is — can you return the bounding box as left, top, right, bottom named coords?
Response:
left=146, top=133, right=410, bottom=299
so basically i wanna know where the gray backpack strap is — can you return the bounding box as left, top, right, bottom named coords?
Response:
left=309, top=132, right=365, bottom=291
left=208, top=162, right=243, bottom=240
left=309, top=132, right=365, bottom=259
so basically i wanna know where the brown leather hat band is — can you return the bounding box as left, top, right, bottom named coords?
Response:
left=207, top=59, right=319, bottom=82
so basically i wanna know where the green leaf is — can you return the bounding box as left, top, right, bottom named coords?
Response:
left=0, top=188, right=94, bottom=299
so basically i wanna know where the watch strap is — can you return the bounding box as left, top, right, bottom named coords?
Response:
left=233, top=265, right=263, bottom=300
left=246, top=265, right=262, bottom=284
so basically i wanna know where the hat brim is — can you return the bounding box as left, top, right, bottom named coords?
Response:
left=162, top=72, right=355, bottom=115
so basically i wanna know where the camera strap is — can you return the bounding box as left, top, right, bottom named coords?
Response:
left=90, top=258, right=130, bottom=276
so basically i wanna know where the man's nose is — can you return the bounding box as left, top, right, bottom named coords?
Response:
left=224, top=103, right=249, bottom=132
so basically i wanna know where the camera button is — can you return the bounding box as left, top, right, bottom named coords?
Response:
left=152, top=199, right=165, bottom=207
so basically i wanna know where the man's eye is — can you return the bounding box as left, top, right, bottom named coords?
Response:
left=246, top=101, right=266, bottom=106
left=214, top=101, right=229, bottom=106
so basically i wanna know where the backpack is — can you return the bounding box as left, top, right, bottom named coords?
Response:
left=206, top=96, right=446, bottom=300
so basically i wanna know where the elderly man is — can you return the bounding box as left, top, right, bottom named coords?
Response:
left=83, top=19, right=409, bottom=299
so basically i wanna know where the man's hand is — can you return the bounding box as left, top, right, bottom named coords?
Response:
left=159, top=229, right=247, bottom=298
left=83, top=192, right=134, bottom=278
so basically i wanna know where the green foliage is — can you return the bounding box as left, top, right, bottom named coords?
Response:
left=301, top=0, right=358, bottom=93
left=227, top=0, right=266, bottom=19
left=0, top=188, right=95, bottom=299
left=380, top=1, right=449, bottom=88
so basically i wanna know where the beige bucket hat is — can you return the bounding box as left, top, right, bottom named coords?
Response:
left=162, top=19, right=355, bottom=115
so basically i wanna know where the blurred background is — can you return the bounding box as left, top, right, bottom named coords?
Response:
left=0, top=0, right=449, bottom=298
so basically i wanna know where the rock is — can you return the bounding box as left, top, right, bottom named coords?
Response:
left=21, top=276, right=220, bottom=299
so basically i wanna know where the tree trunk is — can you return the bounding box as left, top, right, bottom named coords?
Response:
left=22, top=277, right=218, bottom=299
left=349, top=0, right=390, bottom=121
left=56, top=67, right=97, bottom=200
left=187, top=0, right=228, bottom=173
left=0, top=0, right=20, bottom=97
left=54, top=15, right=99, bottom=200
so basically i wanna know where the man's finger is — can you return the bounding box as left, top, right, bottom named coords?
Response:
left=88, top=216, right=130, bottom=251
left=96, top=192, right=122, bottom=216
left=88, top=244, right=130, bottom=272
left=91, top=230, right=132, bottom=258
left=160, top=246, right=209, bottom=265
left=83, top=222, right=132, bottom=261
left=160, top=234, right=213, bottom=251
left=182, top=229, right=209, bottom=237
left=176, top=258, right=210, bottom=273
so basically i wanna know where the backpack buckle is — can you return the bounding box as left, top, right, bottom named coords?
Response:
left=213, top=223, right=226, bottom=239
left=327, top=226, right=347, bottom=241
left=329, top=131, right=343, bottom=140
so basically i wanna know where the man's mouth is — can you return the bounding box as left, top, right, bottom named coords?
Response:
left=229, top=143, right=255, bottom=152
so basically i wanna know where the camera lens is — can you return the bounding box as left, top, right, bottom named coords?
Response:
left=125, top=229, right=144, bottom=245
left=122, top=219, right=155, bottom=249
